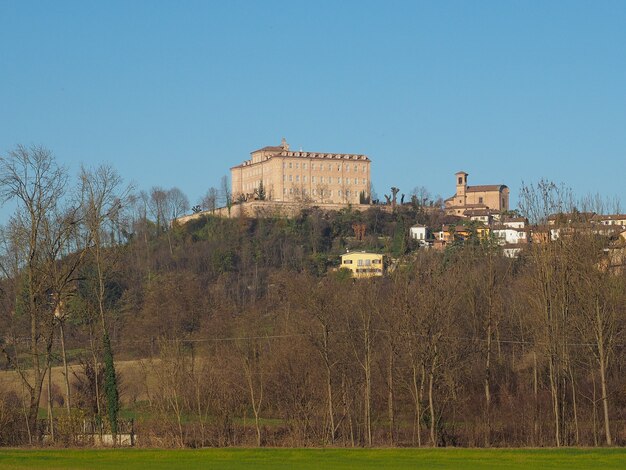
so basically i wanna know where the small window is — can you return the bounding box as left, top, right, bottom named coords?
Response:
left=458, top=177, right=462, bottom=184
left=344, top=259, right=353, bottom=264
left=479, top=197, right=483, bottom=204
left=303, top=163, right=307, bottom=170
left=296, top=163, right=299, bottom=169
left=296, top=175, right=300, bottom=182
left=312, top=176, right=315, bottom=183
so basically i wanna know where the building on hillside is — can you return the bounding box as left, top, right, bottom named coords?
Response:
left=340, top=251, right=384, bottom=278
left=547, top=212, right=595, bottom=226
left=436, top=224, right=490, bottom=243
left=592, top=214, right=626, bottom=227
left=492, top=226, right=528, bottom=245
left=445, top=171, right=509, bottom=217
left=231, top=138, right=371, bottom=205
left=409, top=224, right=431, bottom=244
left=501, top=217, right=527, bottom=229
left=464, top=208, right=496, bottom=225
left=503, top=246, right=523, bottom=258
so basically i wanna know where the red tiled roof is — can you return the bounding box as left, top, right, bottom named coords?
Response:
left=466, top=185, right=507, bottom=192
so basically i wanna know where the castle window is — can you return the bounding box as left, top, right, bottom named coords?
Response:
left=311, top=176, right=315, bottom=183
left=296, top=163, right=299, bottom=169
left=289, top=162, right=293, bottom=169
left=303, top=163, right=307, bottom=170
left=479, top=197, right=483, bottom=204
left=296, top=175, right=300, bottom=182
left=458, top=177, right=462, bottom=184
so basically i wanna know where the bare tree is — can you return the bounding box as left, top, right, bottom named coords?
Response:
left=0, top=146, right=68, bottom=441
left=201, top=187, right=219, bottom=212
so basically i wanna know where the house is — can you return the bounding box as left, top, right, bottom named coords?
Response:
left=231, top=138, right=371, bottom=205
left=464, top=208, right=496, bottom=225
left=436, top=224, right=490, bottom=243
left=503, top=246, right=523, bottom=258
left=492, top=226, right=528, bottom=245
left=547, top=212, right=595, bottom=226
left=591, top=214, right=626, bottom=228
left=340, top=251, right=384, bottom=278
left=409, top=224, right=431, bottom=244
left=445, top=171, right=509, bottom=217
left=501, top=217, right=527, bottom=229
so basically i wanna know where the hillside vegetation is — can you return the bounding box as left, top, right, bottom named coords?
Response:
left=1, top=147, right=625, bottom=449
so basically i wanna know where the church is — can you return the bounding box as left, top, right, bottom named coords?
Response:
left=445, top=171, right=509, bottom=217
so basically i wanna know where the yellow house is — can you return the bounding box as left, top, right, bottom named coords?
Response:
left=340, top=251, right=384, bottom=278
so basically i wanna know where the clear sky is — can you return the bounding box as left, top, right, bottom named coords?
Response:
left=1, top=0, right=625, bottom=213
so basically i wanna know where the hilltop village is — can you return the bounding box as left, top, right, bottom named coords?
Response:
left=179, top=139, right=626, bottom=275
left=2, top=143, right=626, bottom=450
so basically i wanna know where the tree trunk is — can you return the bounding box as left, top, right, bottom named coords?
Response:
left=59, top=321, right=72, bottom=416
left=428, top=349, right=438, bottom=447
left=387, top=347, right=395, bottom=446
left=596, top=303, right=613, bottom=446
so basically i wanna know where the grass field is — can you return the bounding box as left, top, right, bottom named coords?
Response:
left=0, top=448, right=625, bottom=470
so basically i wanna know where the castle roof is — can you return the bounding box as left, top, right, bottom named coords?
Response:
left=251, top=145, right=285, bottom=153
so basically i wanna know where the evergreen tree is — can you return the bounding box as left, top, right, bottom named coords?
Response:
left=103, top=333, right=120, bottom=437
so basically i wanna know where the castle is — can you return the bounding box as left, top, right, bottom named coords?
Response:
left=231, top=139, right=371, bottom=205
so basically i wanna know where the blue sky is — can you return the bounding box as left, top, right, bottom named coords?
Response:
left=1, top=1, right=625, bottom=213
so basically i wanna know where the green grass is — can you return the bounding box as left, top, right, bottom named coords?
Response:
left=0, top=448, right=625, bottom=470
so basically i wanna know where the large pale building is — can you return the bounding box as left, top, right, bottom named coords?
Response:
left=445, top=171, right=509, bottom=217
left=231, top=139, right=371, bottom=205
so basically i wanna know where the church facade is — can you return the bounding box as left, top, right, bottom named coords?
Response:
left=445, top=171, right=509, bottom=217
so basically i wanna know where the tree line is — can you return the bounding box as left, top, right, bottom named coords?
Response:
left=0, top=146, right=624, bottom=447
